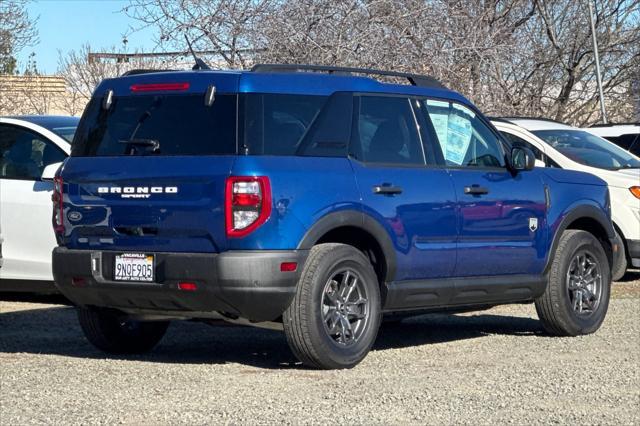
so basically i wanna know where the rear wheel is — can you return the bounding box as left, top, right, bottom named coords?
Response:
left=611, top=229, right=627, bottom=281
left=78, top=307, right=169, bottom=354
left=283, top=244, right=381, bottom=369
left=535, top=230, right=611, bottom=336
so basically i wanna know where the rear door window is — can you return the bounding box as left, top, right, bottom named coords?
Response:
left=350, top=95, right=425, bottom=165
left=72, top=94, right=237, bottom=156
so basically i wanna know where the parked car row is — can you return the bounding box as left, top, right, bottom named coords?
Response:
left=0, top=64, right=637, bottom=369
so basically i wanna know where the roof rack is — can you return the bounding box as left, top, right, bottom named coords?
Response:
left=251, top=64, right=446, bottom=89
left=589, top=122, right=639, bottom=127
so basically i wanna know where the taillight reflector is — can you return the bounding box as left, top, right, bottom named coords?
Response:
left=225, top=176, right=272, bottom=238
left=130, top=82, right=190, bottom=92
left=178, top=282, right=198, bottom=291
left=71, top=277, right=86, bottom=287
left=280, top=262, right=297, bottom=272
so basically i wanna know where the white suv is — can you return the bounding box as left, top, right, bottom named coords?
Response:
left=584, top=123, right=639, bottom=157
left=0, top=116, right=78, bottom=293
left=492, top=118, right=640, bottom=280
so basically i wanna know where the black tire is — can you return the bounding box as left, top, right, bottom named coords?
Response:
left=535, top=230, right=611, bottom=336
left=77, top=307, right=169, bottom=354
left=611, top=229, right=627, bottom=282
left=283, top=243, right=381, bottom=369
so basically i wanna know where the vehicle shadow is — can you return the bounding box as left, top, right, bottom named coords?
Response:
left=0, top=304, right=544, bottom=369
left=616, top=268, right=640, bottom=283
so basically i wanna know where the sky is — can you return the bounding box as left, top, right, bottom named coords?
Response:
left=16, top=0, right=156, bottom=74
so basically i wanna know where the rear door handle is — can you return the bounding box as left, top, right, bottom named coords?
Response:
left=373, top=184, right=403, bottom=195
left=464, top=185, right=489, bottom=195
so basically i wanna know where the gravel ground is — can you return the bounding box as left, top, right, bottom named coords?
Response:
left=1, top=271, right=639, bottom=425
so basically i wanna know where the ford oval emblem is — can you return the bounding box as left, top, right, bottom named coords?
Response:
left=68, top=211, right=83, bottom=222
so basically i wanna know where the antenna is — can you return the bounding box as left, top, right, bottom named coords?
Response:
left=184, top=35, right=211, bottom=71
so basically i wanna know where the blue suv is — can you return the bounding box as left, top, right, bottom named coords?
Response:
left=52, top=65, right=617, bottom=369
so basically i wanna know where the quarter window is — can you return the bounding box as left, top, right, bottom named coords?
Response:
left=422, top=100, right=505, bottom=168
left=242, top=94, right=328, bottom=156
left=351, top=95, right=425, bottom=165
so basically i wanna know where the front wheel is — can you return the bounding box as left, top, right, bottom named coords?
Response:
left=283, top=243, right=381, bottom=369
left=535, top=230, right=611, bottom=336
left=78, top=307, right=169, bottom=354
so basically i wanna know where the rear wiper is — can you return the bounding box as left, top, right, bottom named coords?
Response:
left=118, top=138, right=160, bottom=154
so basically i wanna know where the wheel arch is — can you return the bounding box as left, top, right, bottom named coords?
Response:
left=546, top=204, right=615, bottom=274
left=297, top=210, right=397, bottom=284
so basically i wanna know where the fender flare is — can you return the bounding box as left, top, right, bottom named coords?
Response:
left=545, top=204, right=615, bottom=273
left=297, top=210, right=397, bottom=282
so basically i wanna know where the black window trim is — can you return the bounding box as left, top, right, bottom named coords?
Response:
left=0, top=123, right=67, bottom=182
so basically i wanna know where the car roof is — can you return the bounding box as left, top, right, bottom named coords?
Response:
left=2, top=115, right=80, bottom=130
left=95, top=68, right=472, bottom=107
left=498, top=117, right=575, bottom=131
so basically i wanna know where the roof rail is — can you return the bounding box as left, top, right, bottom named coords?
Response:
left=589, top=122, right=640, bottom=127
left=251, top=63, right=447, bottom=89
left=120, top=69, right=175, bottom=77
left=498, top=116, right=567, bottom=125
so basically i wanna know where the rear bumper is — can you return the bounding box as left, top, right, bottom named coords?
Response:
left=627, top=239, right=640, bottom=268
left=52, top=248, right=308, bottom=321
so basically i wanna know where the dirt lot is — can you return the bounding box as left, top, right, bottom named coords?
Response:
left=1, top=271, right=639, bottom=425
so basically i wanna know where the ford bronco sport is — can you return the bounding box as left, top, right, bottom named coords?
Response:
left=52, top=64, right=617, bottom=369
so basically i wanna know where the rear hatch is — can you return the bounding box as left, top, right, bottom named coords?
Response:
left=59, top=72, right=239, bottom=253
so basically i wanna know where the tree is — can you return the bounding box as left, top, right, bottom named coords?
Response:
left=0, top=0, right=37, bottom=74
left=55, top=43, right=169, bottom=114
left=124, top=0, right=271, bottom=69
left=494, top=0, right=640, bottom=124
left=119, top=0, right=640, bottom=125
left=0, top=0, right=38, bottom=114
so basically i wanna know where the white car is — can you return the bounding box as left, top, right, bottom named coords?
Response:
left=492, top=118, right=640, bottom=281
left=584, top=123, right=639, bottom=157
left=0, top=115, right=78, bottom=293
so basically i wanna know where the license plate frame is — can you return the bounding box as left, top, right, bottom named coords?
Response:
left=114, top=253, right=155, bottom=282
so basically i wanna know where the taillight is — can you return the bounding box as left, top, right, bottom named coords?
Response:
left=225, top=176, right=271, bottom=238
left=52, top=176, right=64, bottom=234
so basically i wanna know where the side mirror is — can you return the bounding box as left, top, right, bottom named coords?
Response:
left=510, top=147, right=536, bottom=171
left=41, top=162, right=63, bottom=181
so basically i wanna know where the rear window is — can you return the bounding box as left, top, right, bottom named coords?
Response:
left=72, top=94, right=237, bottom=156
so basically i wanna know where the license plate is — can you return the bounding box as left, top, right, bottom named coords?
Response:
left=114, top=253, right=154, bottom=282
